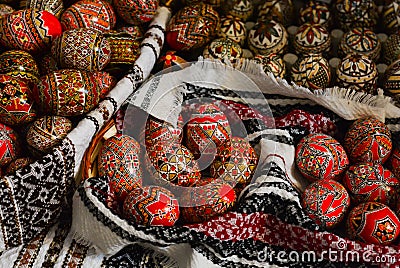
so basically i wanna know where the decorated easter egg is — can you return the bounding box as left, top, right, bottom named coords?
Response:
left=247, top=20, right=288, bottom=56
left=37, top=53, right=59, bottom=76
left=347, top=202, right=400, bottom=245
left=334, top=0, right=378, bottom=32
left=26, top=116, right=72, bottom=154
left=180, top=182, right=236, bottom=223
left=299, top=0, right=331, bottom=28
left=383, top=1, right=400, bottom=34
left=0, top=4, right=14, bottom=19
left=166, top=3, right=219, bottom=51
left=344, top=117, right=392, bottom=164
left=383, top=32, right=400, bottom=65
left=343, top=162, right=399, bottom=207
left=0, top=50, right=39, bottom=86
left=293, top=23, right=331, bottom=55
left=218, top=15, right=247, bottom=46
left=291, top=54, right=331, bottom=90
left=0, top=123, right=20, bottom=167
left=295, top=133, right=349, bottom=181
left=302, top=180, right=350, bottom=229
left=147, top=142, right=201, bottom=188
left=20, top=0, right=64, bottom=18
left=113, top=0, right=158, bottom=25
left=338, top=27, right=381, bottom=62
left=0, top=9, right=62, bottom=54
left=123, top=185, right=179, bottom=226
left=186, top=103, right=231, bottom=169
left=383, top=59, right=400, bottom=104
left=226, top=0, right=253, bottom=21
left=210, top=137, right=258, bottom=189
left=145, top=115, right=183, bottom=149
left=252, top=53, right=286, bottom=78
left=5, top=157, right=34, bottom=175
left=91, top=71, right=116, bottom=99
left=32, top=69, right=105, bottom=116
left=98, top=134, right=142, bottom=203
left=61, top=0, right=116, bottom=32
left=0, top=74, right=36, bottom=126
left=389, top=147, right=400, bottom=179
left=51, top=28, right=111, bottom=71
left=203, top=38, right=243, bottom=63
left=257, top=0, right=294, bottom=26
left=335, top=54, right=378, bottom=95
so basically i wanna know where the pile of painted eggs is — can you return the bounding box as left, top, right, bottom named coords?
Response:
left=0, top=0, right=157, bottom=175
left=296, top=116, right=400, bottom=245
left=97, top=102, right=259, bottom=226
left=161, top=0, right=400, bottom=100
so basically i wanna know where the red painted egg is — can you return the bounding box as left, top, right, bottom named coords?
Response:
left=166, top=3, right=219, bottom=51
left=343, top=162, right=399, bottom=207
left=0, top=50, right=40, bottom=87
left=5, top=157, right=34, bottom=175
left=347, top=202, right=400, bottom=245
left=20, top=0, right=64, bottom=18
left=98, top=134, right=142, bottom=203
left=0, top=123, right=20, bottom=167
left=180, top=182, right=236, bottom=223
left=123, top=185, right=179, bottom=226
left=32, top=69, right=106, bottom=116
left=0, top=9, right=62, bottom=54
left=113, top=0, right=158, bottom=25
left=295, top=133, right=349, bottom=181
left=0, top=74, right=37, bottom=126
left=145, top=115, right=183, bottom=149
left=344, top=117, right=392, bottom=164
left=26, top=116, right=72, bottom=154
left=51, top=28, right=111, bottom=71
left=302, top=180, right=350, bottom=229
left=210, top=137, right=258, bottom=189
left=389, top=147, right=400, bottom=179
left=186, top=103, right=231, bottom=169
left=61, top=0, right=116, bottom=32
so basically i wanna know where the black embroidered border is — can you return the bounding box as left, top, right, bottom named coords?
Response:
left=148, top=24, right=165, bottom=33
left=103, top=97, right=118, bottom=115
left=140, top=43, right=158, bottom=59
left=85, top=115, right=100, bottom=133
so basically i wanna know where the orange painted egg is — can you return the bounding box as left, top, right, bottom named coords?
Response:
left=0, top=123, right=20, bottom=167
left=113, top=0, right=158, bottom=25
left=0, top=50, right=39, bottom=87
left=0, top=9, right=62, bottom=54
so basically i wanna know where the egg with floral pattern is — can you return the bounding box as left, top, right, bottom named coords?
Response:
left=0, top=123, right=20, bottom=167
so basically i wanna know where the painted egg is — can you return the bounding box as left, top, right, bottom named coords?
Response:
left=334, top=0, right=378, bottom=32
left=247, top=20, right=288, bottom=56
left=389, top=147, right=400, bottom=179
left=290, top=53, right=331, bottom=90
left=0, top=74, right=36, bottom=126
left=0, top=123, right=20, bottom=167
left=180, top=182, right=236, bottom=223
left=91, top=71, right=116, bottom=99
left=293, top=23, right=331, bottom=55
left=61, top=0, right=116, bottom=32
left=295, top=133, right=349, bottom=181
left=299, top=0, right=331, bottom=28
left=32, top=69, right=105, bottom=116
left=0, top=50, right=39, bottom=86
left=145, top=115, right=183, bottom=149
left=26, top=116, right=72, bottom=154
left=113, top=0, right=158, bottom=25
left=226, top=0, right=253, bottom=21
left=343, top=162, right=399, bottom=207
left=252, top=53, right=286, bottom=79
left=383, top=59, right=400, bottom=104
left=257, top=0, right=294, bottom=26
left=347, top=202, right=400, bottom=245
left=335, top=54, right=378, bottom=95
left=338, top=27, right=381, bottom=62
left=0, top=9, right=62, bottom=54
left=123, top=185, right=179, bottom=226
left=166, top=3, right=219, bottom=51
left=186, top=103, right=231, bottom=169
left=218, top=15, right=247, bottom=46
left=383, top=1, right=400, bottom=34
left=344, top=117, right=392, bottom=164
left=5, top=157, right=34, bottom=175
left=0, top=4, right=14, bottom=19
left=210, top=137, right=258, bottom=189
left=383, top=32, right=400, bottom=65
left=98, top=134, right=142, bottom=203
left=147, top=142, right=201, bottom=188
left=51, top=28, right=111, bottom=71
left=203, top=38, right=243, bottom=63
left=20, top=0, right=64, bottom=18
left=302, top=180, right=350, bottom=229
left=37, top=53, right=59, bottom=76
